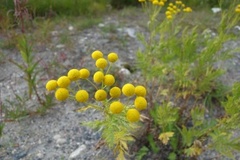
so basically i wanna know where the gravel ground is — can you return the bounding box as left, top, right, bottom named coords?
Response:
left=0, top=8, right=240, bottom=160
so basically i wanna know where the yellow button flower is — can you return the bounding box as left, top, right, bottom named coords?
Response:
left=134, top=97, right=147, bottom=110
left=135, top=85, right=147, bottom=97
left=110, top=87, right=121, bottom=98
left=94, top=89, right=107, bottom=101
left=55, top=88, right=69, bottom=101
left=126, top=109, right=140, bottom=122
left=57, top=76, right=70, bottom=88
left=122, top=83, right=135, bottom=97
left=152, top=0, right=158, bottom=5
left=96, top=58, right=108, bottom=69
left=46, top=80, right=58, bottom=91
left=68, top=69, right=81, bottom=81
left=158, top=1, right=164, bottom=6
left=109, top=101, right=124, bottom=114
left=91, top=50, right=103, bottom=60
left=104, top=74, right=115, bottom=86
left=107, top=52, right=118, bottom=63
left=93, top=71, right=104, bottom=83
left=75, top=90, right=89, bottom=102
left=79, top=68, right=90, bottom=79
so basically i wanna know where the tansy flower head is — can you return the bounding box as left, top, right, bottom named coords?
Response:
left=110, top=87, right=121, bottom=98
left=57, top=76, right=70, bottom=88
left=55, top=88, right=69, bottom=101
left=79, top=68, right=90, bottom=79
left=93, top=71, right=104, bottom=83
left=134, top=97, right=147, bottom=110
left=135, top=85, right=147, bottom=97
left=126, top=109, right=140, bottom=122
left=152, top=0, right=158, bottom=5
left=96, top=58, right=108, bottom=69
left=104, top=74, right=115, bottom=86
left=158, top=1, right=164, bottom=6
left=158, top=132, right=174, bottom=145
left=68, top=69, right=80, bottom=81
left=122, top=83, right=135, bottom=97
left=46, top=80, right=58, bottom=91
left=109, top=101, right=124, bottom=114
left=91, top=50, right=103, bottom=60
left=183, top=7, right=192, bottom=12
left=108, top=52, right=118, bottom=63
left=75, top=90, right=89, bottom=102
left=94, top=89, right=107, bottom=101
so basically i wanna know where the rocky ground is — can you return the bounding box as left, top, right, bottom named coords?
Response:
left=0, top=7, right=240, bottom=160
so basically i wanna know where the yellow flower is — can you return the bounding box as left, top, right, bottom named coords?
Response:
left=134, top=97, right=147, bottom=110
left=169, top=3, right=173, bottom=6
left=126, top=109, right=140, bottom=122
left=107, top=52, right=118, bottom=63
left=236, top=8, right=240, bottom=13
left=55, top=88, right=69, bottom=101
left=167, top=15, right=173, bottom=19
left=93, top=71, right=104, bottom=83
left=176, top=1, right=182, bottom=5
left=165, top=11, right=171, bottom=16
left=94, top=89, right=107, bottom=101
left=75, top=90, right=89, bottom=102
left=79, top=68, right=90, bottom=79
left=158, top=1, right=164, bottom=6
left=109, top=101, right=124, bottom=114
left=152, top=0, right=158, bottom=5
left=96, top=58, right=108, bottom=69
left=122, top=83, right=135, bottom=97
left=158, top=132, right=174, bottom=145
left=46, top=80, right=58, bottom=91
left=104, top=74, right=115, bottom=86
left=184, top=7, right=192, bottom=12
left=110, top=87, right=121, bottom=98
left=91, top=50, right=103, bottom=60
left=57, top=76, right=70, bottom=88
left=68, top=69, right=80, bottom=81
left=135, top=85, right=147, bottom=97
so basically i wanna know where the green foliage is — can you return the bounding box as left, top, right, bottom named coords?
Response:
left=135, top=146, right=149, bottom=160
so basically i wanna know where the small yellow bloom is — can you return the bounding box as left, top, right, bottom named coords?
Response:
left=68, top=69, right=80, bottom=81
left=94, top=89, right=107, bottom=101
left=122, top=83, right=135, bottom=97
left=158, top=1, right=164, bottom=6
left=134, top=97, right=147, bottom=110
left=109, top=101, right=124, bottom=114
left=93, top=71, right=104, bottom=83
left=75, top=90, right=89, bottom=102
left=104, top=74, right=115, bottom=86
left=57, top=76, right=70, bottom=88
left=166, top=15, right=173, bottom=19
left=169, top=3, right=173, bottom=7
left=46, top=80, right=58, bottom=91
left=79, top=68, right=90, bottom=79
left=55, top=88, right=69, bottom=101
left=152, top=0, right=158, bottom=5
left=158, top=132, right=174, bottom=145
left=165, top=11, right=172, bottom=16
left=110, top=87, right=121, bottom=98
left=108, top=52, right=118, bottom=63
left=96, top=58, right=108, bottom=69
left=126, top=109, right=140, bottom=122
left=91, top=50, right=103, bottom=60
left=184, top=7, right=192, bottom=12
left=236, top=8, right=240, bottom=13
left=135, top=85, right=147, bottom=97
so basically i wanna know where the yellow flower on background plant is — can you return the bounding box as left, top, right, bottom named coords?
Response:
left=236, top=5, right=240, bottom=13
left=134, top=97, right=147, bottom=110
left=152, top=0, right=158, bottom=5
left=104, top=74, right=115, bottom=86
left=79, top=68, right=90, bottom=79
left=158, top=132, right=174, bottom=145
left=55, top=88, right=69, bottom=101
left=93, top=71, right=104, bottom=83
left=68, top=69, right=80, bottom=81
left=91, top=50, right=103, bottom=60
left=57, top=76, right=70, bottom=88
left=110, top=87, right=121, bottom=98
left=122, top=83, right=135, bottom=97
left=108, top=52, right=118, bottom=63
left=126, top=109, right=140, bottom=122
left=46, top=80, right=58, bottom=91
left=109, top=101, right=124, bottom=114
left=135, top=85, right=147, bottom=97
left=94, top=89, right=107, bottom=101
left=75, top=90, right=89, bottom=102
left=183, top=7, right=192, bottom=12
left=96, top=58, right=108, bottom=69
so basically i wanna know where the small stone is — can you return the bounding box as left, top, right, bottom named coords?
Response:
left=68, top=26, right=74, bottom=31
left=69, top=145, right=87, bottom=159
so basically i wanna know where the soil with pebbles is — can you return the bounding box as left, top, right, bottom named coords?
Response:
left=0, top=8, right=240, bottom=160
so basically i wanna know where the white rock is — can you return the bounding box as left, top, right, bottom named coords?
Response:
left=68, top=25, right=74, bottom=31
left=211, top=7, right=221, bottom=13
left=118, top=68, right=131, bottom=76
left=69, top=145, right=87, bottom=159
left=234, top=25, right=240, bottom=31
left=98, top=23, right=105, bottom=27
left=56, top=44, right=65, bottom=48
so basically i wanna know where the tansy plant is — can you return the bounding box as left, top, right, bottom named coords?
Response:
left=45, top=50, right=148, bottom=159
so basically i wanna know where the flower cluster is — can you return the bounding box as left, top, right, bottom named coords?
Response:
left=165, top=1, right=192, bottom=19
left=45, top=50, right=147, bottom=123
left=236, top=4, right=240, bottom=13
left=138, top=0, right=167, bottom=6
